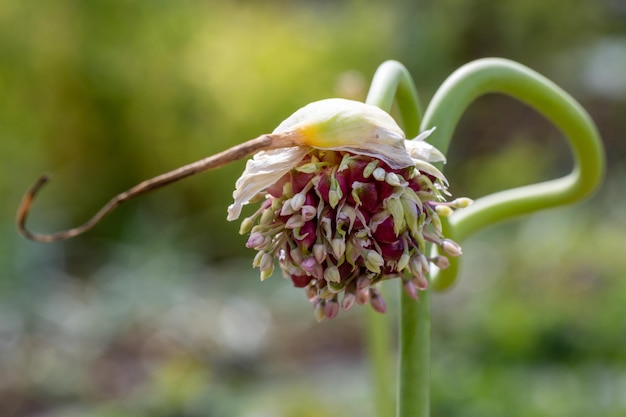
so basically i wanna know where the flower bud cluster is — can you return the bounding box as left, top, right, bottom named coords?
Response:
left=240, top=149, right=465, bottom=320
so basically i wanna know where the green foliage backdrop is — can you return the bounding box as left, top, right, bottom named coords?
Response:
left=1, top=1, right=625, bottom=416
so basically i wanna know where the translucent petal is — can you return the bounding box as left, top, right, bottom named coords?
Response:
left=404, top=127, right=446, bottom=163
left=274, top=98, right=415, bottom=169
left=227, top=147, right=309, bottom=221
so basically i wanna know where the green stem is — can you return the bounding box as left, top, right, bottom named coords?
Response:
left=397, top=285, right=431, bottom=417
left=366, top=60, right=431, bottom=417
left=421, top=58, right=606, bottom=290
left=365, top=306, right=395, bottom=417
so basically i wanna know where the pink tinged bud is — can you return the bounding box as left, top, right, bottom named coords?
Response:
left=289, top=247, right=304, bottom=264
left=323, top=265, right=341, bottom=283
left=246, top=232, right=265, bottom=249
left=324, top=299, right=340, bottom=319
left=356, top=275, right=372, bottom=290
left=301, top=257, right=318, bottom=273
left=291, top=274, right=313, bottom=288
left=342, top=292, right=356, bottom=311
left=403, top=279, right=419, bottom=300
left=442, top=239, right=462, bottom=257
left=409, top=256, right=423, bottom=279
left=301, top=205, right=317, bottom=221
left=369, top=288, right=387, bottom=314
left=355, top=288, right=370, bottom=305
left=433, top=255, right=450, bottom=269
left=419, top=254, right=430, bottom=275
left=313, top=243, right=327, bottom=263
left=413, top=274, right=429, bottom=290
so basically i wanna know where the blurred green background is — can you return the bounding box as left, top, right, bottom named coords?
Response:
left=2, top=0, right=625, bottom=416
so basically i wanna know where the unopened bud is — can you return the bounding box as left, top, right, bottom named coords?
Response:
left=239, top=217, right=254, bottom=235
left=369, top=288, right=387, bottom=314
left=260, top=268, right=273, bottom=282
left=328, top=281, right=344, bottom=293
left=435, top=205, right=454, bottom=217
left=373, top=167, right=386, bottom=181
left=403, top=279, right=418, bottom=300
left=323, top=265, right=341, bottom=283
left=432, top=255, right=450, bottom=269
left=285, top=215, right=305, bottom=229
left=301, top=205, right=317, bottom=221
left=291, top=193, right=306, bottom=211
left=365, top=250, right=384, bottom=273
left=355, top=288, right=370, bottom=305
left=329, top=190, right=340, bottom=208
left=397, top=253, right=411, bottom=271
left=313, top=243, right=327, bottom=263
left=442, top=239, right=462, bottom=257
left=246, top=232, right=266, bottom=249
left=363, top=160, right=379, bottom=178
left=452, top=197, right=473, bottom=208
left=331, top=238, right=346, bottom=259
left=342, top=292, right=356, bottom=311
left=385, top=172, right=402, bottom=186
left=324, top=299, right=339, bottom=319
left=260, top=253, right=274, bottom=272
left=314, top=301, right=325, bottom=322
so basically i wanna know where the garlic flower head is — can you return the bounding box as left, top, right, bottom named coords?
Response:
left=229, top=98, right=464, bottom=320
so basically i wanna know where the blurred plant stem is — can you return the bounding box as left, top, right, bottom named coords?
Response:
left=366, top=60, right=430, bottom=417
left=365, top=58, right=604, bottom=417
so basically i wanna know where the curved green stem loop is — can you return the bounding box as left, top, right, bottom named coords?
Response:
left=366, top=60, right=423, bottom=138
left=422, top=58, right=606, bottom=290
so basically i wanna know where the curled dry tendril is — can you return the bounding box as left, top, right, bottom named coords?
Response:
left=16, top=133, right=299, bottom=242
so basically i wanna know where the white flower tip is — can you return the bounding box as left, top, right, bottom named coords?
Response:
left=227, top=204, right=240, bottom=221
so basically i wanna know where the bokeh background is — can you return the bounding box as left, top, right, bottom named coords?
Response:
left=2, top=1, right=626, bottom=416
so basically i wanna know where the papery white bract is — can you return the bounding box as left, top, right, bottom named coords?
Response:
left=228, top=99, right=446, bottom=221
